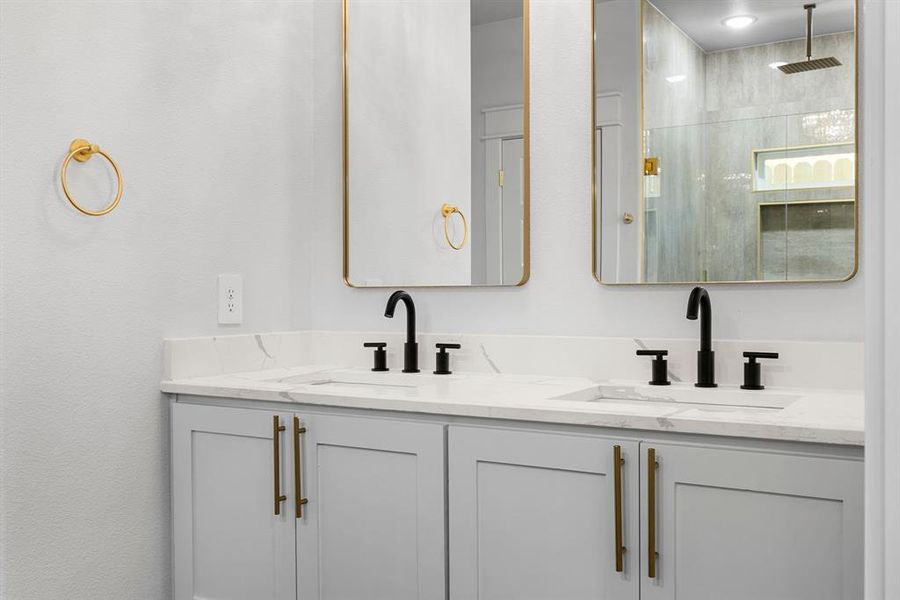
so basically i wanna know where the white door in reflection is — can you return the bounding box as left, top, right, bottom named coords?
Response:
left=484, top=136, right=524, bottom=285
left=500, top=137, right=524, bottom=285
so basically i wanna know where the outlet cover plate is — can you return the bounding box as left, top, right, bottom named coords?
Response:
left=218, top=274, right=243, bottom=325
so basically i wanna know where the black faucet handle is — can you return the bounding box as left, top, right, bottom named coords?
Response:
left=434, top=343, right=461, bottom=375
left=363, top=342, right=389, bottom=372
left=741, top=352, right=779, bottom=390
left=743, top=351, right=779, bottom=361
left=636, top=349, right=670, bottom=386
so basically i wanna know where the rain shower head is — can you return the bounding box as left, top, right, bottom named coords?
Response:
left=778, top=55, right=842, bottom=74
left=778, top=3, right=842, bottom=74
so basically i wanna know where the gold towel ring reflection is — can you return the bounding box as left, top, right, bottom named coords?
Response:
left=441, top=204, right=468, bottom=250
left=60, top=138, right=124, bottom=217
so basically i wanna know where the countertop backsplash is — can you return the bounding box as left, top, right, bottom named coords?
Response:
left=163, top=330, right=863, bottom=391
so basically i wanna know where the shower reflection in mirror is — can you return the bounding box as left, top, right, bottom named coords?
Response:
left=593, top=0, right=857, bottom=284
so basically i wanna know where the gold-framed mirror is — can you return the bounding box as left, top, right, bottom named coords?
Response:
left=343, top=0, right=530, bottom=288
left=592, top=0, right=858, bottom=285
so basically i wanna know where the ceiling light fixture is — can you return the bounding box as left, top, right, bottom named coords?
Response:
left=665, top=74, right=687, bottom=83
left=723, top=15, right=756, bottom=29
left=769, top=61, right=789, bottom=69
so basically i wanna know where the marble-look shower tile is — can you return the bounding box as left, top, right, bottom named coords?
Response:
left=643, top=1, right=706, bottom=130
left=657, top=31, right=856, bottom=282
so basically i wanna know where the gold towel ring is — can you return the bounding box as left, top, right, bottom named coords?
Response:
left=60, top=138, right=123, bottom=217
left=441, top=203, right=468, bottom=250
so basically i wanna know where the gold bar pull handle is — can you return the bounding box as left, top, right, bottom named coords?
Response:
left=273, top=416, right=287, bottom=516
left=293, top=416, right=309, bottom=519
left=647, top=447, right=659, bottom=578
left=613, top=445, right=626, bottom=572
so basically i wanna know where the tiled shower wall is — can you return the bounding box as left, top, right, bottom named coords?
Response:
left=705, top=33, right=855, bottom=281
left=642, top=0, right=855, bottom=282
left=642, top=2, right=707, bottom=281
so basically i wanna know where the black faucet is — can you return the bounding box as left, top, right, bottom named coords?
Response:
left=686, top=286, right=717, bottom=388
left=384, top=290, right=419, bottom=373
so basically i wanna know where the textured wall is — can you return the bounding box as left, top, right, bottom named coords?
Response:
left=0, top=1, right=313, bottom=597
left=311, top=0, right=865, bottom=342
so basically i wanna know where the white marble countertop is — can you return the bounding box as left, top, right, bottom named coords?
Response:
left=161, top=366, right=864, bottom=446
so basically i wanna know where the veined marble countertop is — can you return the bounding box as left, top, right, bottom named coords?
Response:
left=161, top=366, right=864, bottom=446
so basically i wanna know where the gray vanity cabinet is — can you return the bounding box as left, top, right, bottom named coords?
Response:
left=171, top=404, right=445, bottom=600
left=296, top=414, right=446, bottom=600
left=173, top=402, right=863, bottom=600
left=171, top=403, right=298, bottom=600
left=640, top=442, right=864, bottom=600
left=448, top=426, right=641, bottom=600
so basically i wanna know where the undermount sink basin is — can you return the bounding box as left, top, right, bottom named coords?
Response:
left=292, top=379, right=416, bottom=393
left=262, top=370, right=800, bottom=411
left=261, top=369, right=599, bottom=400
left=265, top=370, right=434, bottom=391
left=559, top=383, right=801, bottom=410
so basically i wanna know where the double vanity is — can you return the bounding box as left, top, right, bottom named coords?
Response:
left=164, top=292, right=863, bottom=600
left=162, top=0, right=864, bottom=596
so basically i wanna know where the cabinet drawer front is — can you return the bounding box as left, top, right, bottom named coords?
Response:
left=640, top=443, right=863, bottom=600
left=449, top=426, right=640, bottom=600
left=297, top=415, right=445, bottom=600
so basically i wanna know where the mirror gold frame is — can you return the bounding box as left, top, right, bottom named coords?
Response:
left=591, top=0, right=859, bottom=286
left=342, top=0, right=531, bottom=288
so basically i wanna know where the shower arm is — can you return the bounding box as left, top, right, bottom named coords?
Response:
left=805, top=3, right=815, bottom=61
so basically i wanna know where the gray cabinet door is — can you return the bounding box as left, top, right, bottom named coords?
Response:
left=172, top=403, right=297, bottom=600
left=640, top=442, right=863, bottom=600
left=296, top=414, right=446, bottom=600
left=448, top=426, right=640, bottom=600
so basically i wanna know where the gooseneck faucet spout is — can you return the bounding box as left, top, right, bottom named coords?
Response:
left=686, top=286, right=717, bottom=387
left=384, top=290, right=419, bottom=373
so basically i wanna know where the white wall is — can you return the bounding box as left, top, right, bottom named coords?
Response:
left=312, top=0, right=864, bottom=342
left=346, top=0, right=472, bottom=286
left=0, top=1, right=313, bottom=597
left=470, top=16, right=524, bottom=284
left=0, top=0, right=881, bottom=597
left=864, top=1, right=900, bottom=596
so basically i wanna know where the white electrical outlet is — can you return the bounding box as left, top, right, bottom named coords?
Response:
left=218, top=274, right=243, bottom=325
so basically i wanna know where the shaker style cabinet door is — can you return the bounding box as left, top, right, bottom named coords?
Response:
left=296, top=414, right=446, bottom=600
left=171, top=403, right=297, bottom=600
left=448, top=426, right=640, bottom=600
left=640, top=442, right=863, bottom=600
